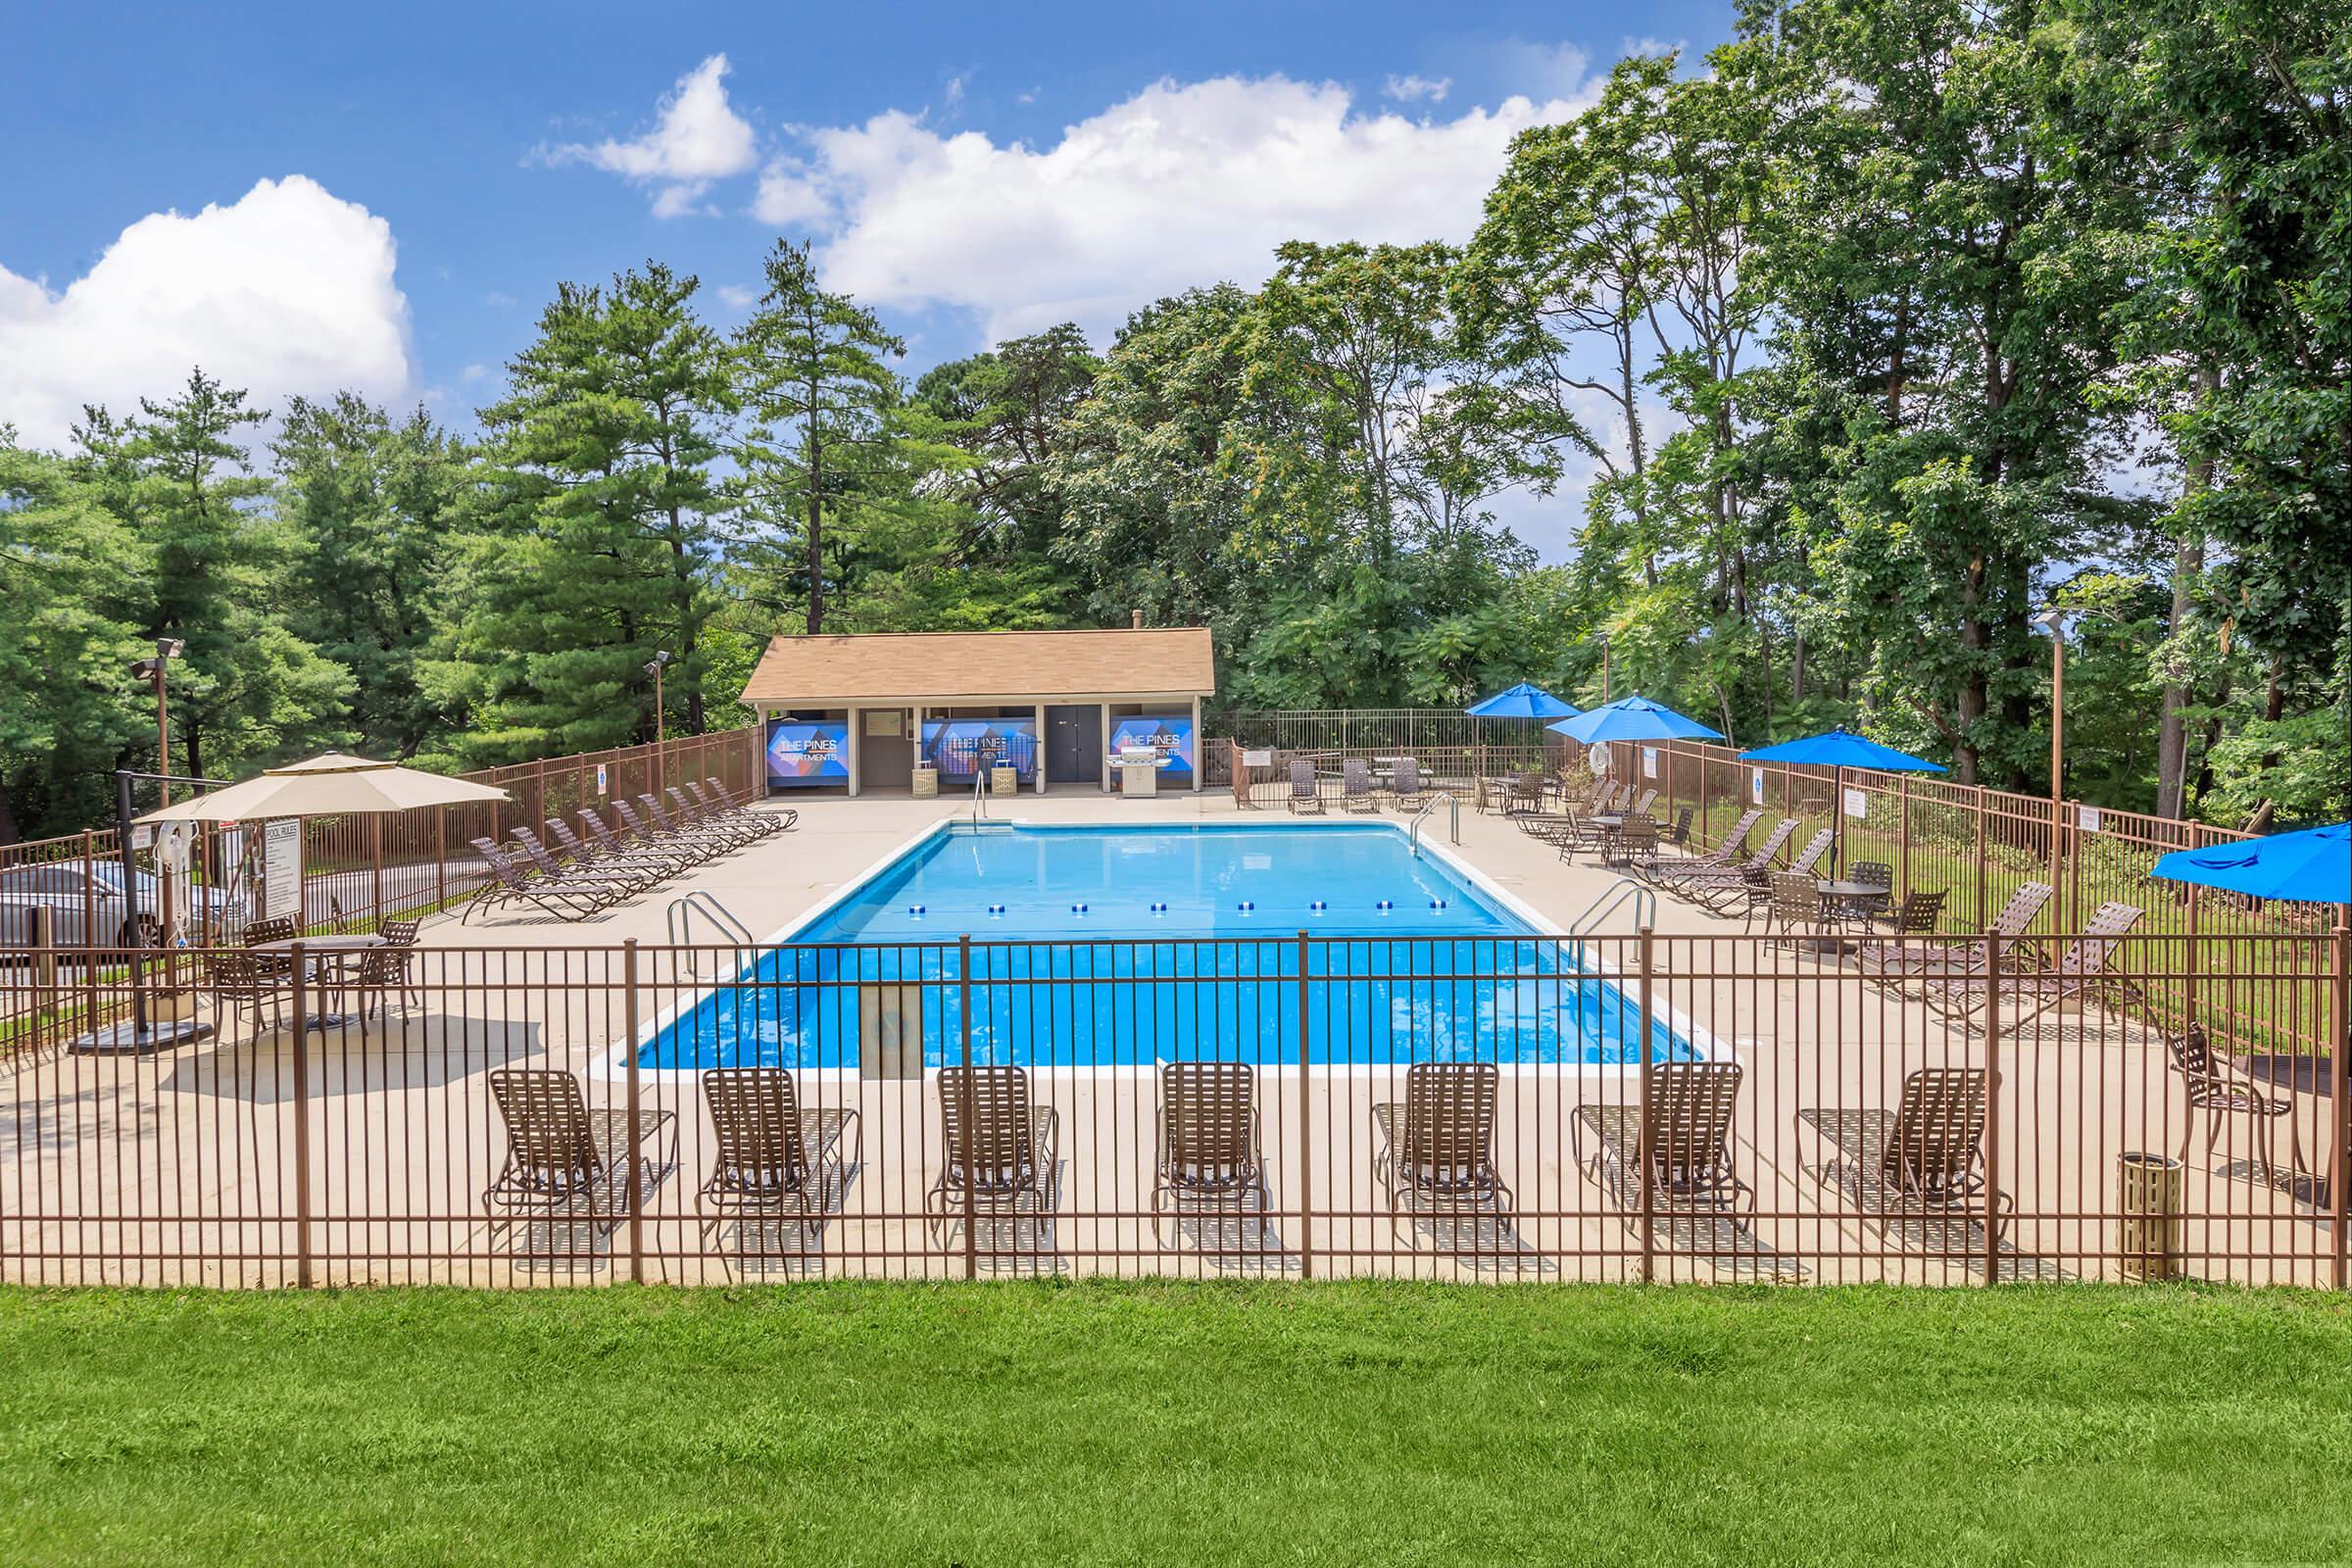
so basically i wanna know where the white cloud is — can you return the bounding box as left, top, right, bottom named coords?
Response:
left=546, top=54, right=758, bottom=217
left=715, top=283, right=760, bottom=308
left=0, top=175, right=413, bottom=452
left=769, top=71, right=1600, bottom=343
left=1497, top=41, right=1594, bottom=99
left=1383, top=74, right=1451, bottom=104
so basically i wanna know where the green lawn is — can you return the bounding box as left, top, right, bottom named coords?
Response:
left=3, top=1283, right=2347, bottom=1566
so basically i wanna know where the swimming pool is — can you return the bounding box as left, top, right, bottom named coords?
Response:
left=633, top=822, right=1700, bottom=1070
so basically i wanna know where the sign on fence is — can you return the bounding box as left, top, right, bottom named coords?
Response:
left=1749, top=766, right=1765, bottom=806
left=1642, top=747, right=1658, bottom=779
left=1242, top=749, right=1273, bottom=768
left=263, top=818, right=301, bottom=923
left=2081, top=806, right=2102, bottom=833
left=1842, top=787, right=1867, bottom=821
left=596, top=763, right=608, bottom=796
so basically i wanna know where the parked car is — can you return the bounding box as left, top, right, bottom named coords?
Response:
left=0, top=859, right=244, bottom=950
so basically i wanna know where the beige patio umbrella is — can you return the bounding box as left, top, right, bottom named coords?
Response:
left=134, top=753, right=510, bottom=824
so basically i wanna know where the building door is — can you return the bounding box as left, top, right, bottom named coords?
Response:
left=1045, top=705, right=1102, bottom=785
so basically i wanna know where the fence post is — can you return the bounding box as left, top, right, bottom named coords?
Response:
left=1982, top=930, right=2001, bottom=1287
left=80, top=829, right=98, bottom=1022
left=1297, top=930, right=1313, bottom=1280
left=1972, top=788, right=1988, bottom=932
left=1637, top=925, right=1656, bottom=1284
left=435, top=807, right=448, bottom=912
left=1897, top=776, right=1911, bottom=901
left=369, top=814, right=384, bottom=928
left=31, top=906, right=57, bottom=1052
left=290, top=942, right=314, bottom=1289
left=2331, top=922, right=2348, bottom=1293
left=623, top=939, right=645, bottom=1284
left=957, top=934, right=978, bottom=1282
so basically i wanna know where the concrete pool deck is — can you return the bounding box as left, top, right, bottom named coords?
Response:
left=4, top=788, right=2340, bottom=1288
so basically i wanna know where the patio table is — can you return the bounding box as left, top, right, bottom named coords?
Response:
left=252, top=934, right=386, bottom=1031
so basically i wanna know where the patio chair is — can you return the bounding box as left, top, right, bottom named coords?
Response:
left=1797, top=1067, right=2059, bottom=1279
left=241, top=915, right=300, bottom=978
left=1630, top=808, right=1757, bottom=884
left=1286, top=760, right=1326, bottom=815
left=1341, top=758, right=1380, bottom=813
left=1629, top=788, right=1658, bottom=817
left=926, top=1065, right=1060, bottom=1258
left=1757, top=870, right=1827, bottom=946
left=698, top=1066, right=861, bottom=1275
left=2165, top=1026, right=2303, bottom=1181
left=703, top=776, right=797, bottom=834
left=1918, top=901, right=2146, bottom=1036
left=483, top=1068, right=675, bottom=1254
left=1659, top=806, right=1695, bottom=853
left=1504, top=770, right=1547, bottom=813
left=1151, top=1061, right=1271, bottom=1245
left=1371, top=1062, right=1513, bottom=1245
left=1573, top=1061, right=1803, bottom=1280
left=1605, top=813, right=1660, bottom=869
left=463, top=838, right=620, bottom=923
left=1549, top=810, right=1612, bottom=863
left=206, top=947, right=293, bottom=1040
left=1389, top=756, right=1428, bottom=811
left=1870, top=888, right=1946, bottom=937
left=356, top=916, right=424, bottom=1018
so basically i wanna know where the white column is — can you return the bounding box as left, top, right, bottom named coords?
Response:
left=1191, top=695, right=1203, bottom=792
left=847, top=708, right=861, bottom=798
left=1035, top=702, right=1048, bottom=794
left=1100, top=702, right=1112, bottom=792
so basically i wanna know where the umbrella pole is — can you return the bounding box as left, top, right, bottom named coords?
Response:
left=117, top=770, right=149, bottom=1039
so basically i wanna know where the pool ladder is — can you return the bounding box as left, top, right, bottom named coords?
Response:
left=1406, top=792, right=1459, bottom=857
left=1566, top=878, right=1655, bottom=956
left=969, top=765, right=989, bottom=823
left=666, top=892, right=757, bottom=977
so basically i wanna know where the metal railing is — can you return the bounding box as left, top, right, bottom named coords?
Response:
left=4, top=926, right=2343, bottom=1289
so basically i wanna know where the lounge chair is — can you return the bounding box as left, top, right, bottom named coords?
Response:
left=1857, top=882, right=2050, bottom=987
left=685, top=780, right=788, bottom=839
left=1371, top=1062, right=1513, bottom=1248
left=703, top=776, right=797, bottom=833
left=1629, top=787, right=1658, bottom=817
left=1389, top=756, right=1428, bottom=810
left=1286, top=760, right=1326, bottom=815
left=613, top=797, right=722, bottom=859
left=1573, top=1061, right=1803, bottom=1280
left=926, top=1065, right=1060, bottom=1262
left=1341, top=758, right=1380, bottom=813
left=662, top=787, right=761, bottom=850
left=1151, top=1061, right=1273, bottom=1250
left=1797, top=1068, right=2062, bottom=1280
left=1630, top=808, right=1759, bottom=883
left=698, top=1066, right=861, bottom=1275
left=542, top=815, right=669, bottom=890
left=1917, top=901, right=2145, bottom=1036
left=582, top=805, right=702, bottom=872
left=464, top=838, right=621, bottom=923
left=1650, top=815, right=1795, bottom=890
left=510, top=826, right=642, bottom=901
left=483, top=1068, right=675, bottom=1257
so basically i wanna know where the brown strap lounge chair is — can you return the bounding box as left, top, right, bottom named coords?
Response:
left=1152, top=1061, right=1271, bottom=1245
left=703, top=776, right=797, bottom=833
left=685, top=780, right=786, bottom=839
left=926, top=1065, right=1060, bottom=1261
left=699, top=1067, right=861, bottom=1274
left=540, top=817, right=663, bottom=892
left=599, top=801, right=710, bottom=868
left=1389, top=756, right=1428, bottom=810
left=1286, top=760, right=1326, bottom=815
left=1631, top=808, right=1759, bottom=883
left=463, top=838, right=622, bottom=923
left=1858, top=881, right=2051, bottom=988
left=1371, top=1062, right=1513, bottom=1246
left=1574, top=1061, right=1803, bottom=1279
left=1917, top=901, right=2145, bottom=1036
left=1655, top=816, right=1797, bottom=887
left=1341, top=758, right=1380, bottom=813
left=483, top=1068, right=675, bottom=1255
left=1796, top=1068, right=2061, bottom=1280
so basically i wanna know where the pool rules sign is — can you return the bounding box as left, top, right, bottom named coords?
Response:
left=262, top=819, right=302, bottom=924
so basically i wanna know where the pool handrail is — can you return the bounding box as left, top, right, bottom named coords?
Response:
left=1407, top=792, right=1459, bottom=856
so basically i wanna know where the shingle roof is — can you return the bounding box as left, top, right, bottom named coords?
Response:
left=738, top=627, right=1216, bottom=706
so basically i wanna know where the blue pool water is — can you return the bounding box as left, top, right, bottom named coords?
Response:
left=636, top=823, right=1697, bottom=1069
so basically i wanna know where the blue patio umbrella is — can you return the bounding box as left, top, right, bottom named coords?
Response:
left=2149, top=821, right=2350, bottom=906
left=1740, top=726, right=1946, bottom=773
left=1544, top=694, right=1726, bottom=746
left=1465, top=682, right=1580, bottom=719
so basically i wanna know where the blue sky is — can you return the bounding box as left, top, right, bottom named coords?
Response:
left=2, top=0, right=1739, bottom=557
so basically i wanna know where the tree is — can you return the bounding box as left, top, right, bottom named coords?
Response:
left=913, top=322, right=1099, bottom=585
left=274, top=394, right=469, bottom=760
left=447, top=265, right=731, bottom=763
left=72, top=369, right=351, bottom=782
left=733, top=241, right=905, bottom=635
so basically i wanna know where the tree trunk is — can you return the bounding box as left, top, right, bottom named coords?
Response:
left=806, top=427, right=825, bottom=635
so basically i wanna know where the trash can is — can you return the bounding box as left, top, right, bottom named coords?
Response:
left=2116, top=1152, right=2182, bottom=1282
left=911, top=764, right=938, bottom=799
left=990, top=763, right=1019, bottom=797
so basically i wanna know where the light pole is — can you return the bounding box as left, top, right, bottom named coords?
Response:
left=129, top=638, right=185, bottom=806
left=2031, top=610, right=2066, bottom=802
left=644, top=650, right=673, bottom=788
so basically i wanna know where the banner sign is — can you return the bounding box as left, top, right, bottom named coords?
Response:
left=263, top=819, right=302, bottom=924
left=922, top=718, right=1038, bottom=780
left=765, top=720, right=851, bottom=789
left=1108, top=715, right=1195, bottom=778
left=1642, top=746, right=1658, bottom=780
left=1749, top=766, right=1766, bottom=806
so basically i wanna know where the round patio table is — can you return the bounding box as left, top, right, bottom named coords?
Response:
left=251, top=934, right=386, bottom=1031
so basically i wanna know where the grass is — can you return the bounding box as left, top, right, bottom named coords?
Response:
left=3, top=1283, right=2348, bottom=1566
